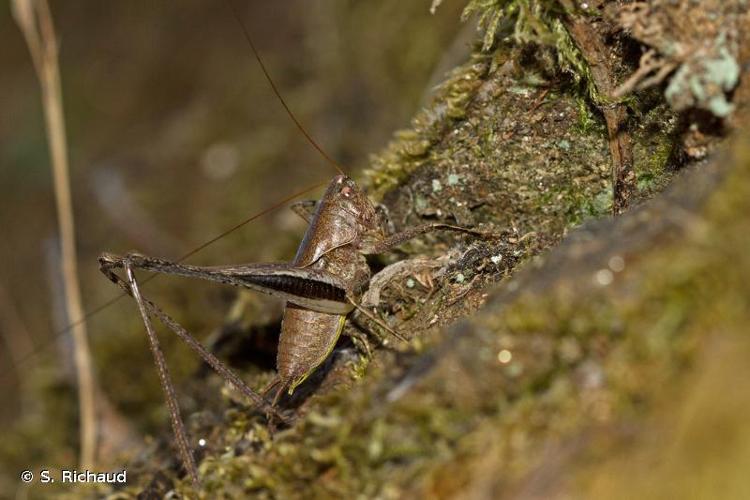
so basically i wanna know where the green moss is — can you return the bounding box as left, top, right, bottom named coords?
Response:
left=364, top=52, right=492, bottom=198
left=458, top=0, right=602, bottom=103
left=575, top=97, right=601, bottom=133
left=631, top=101, right=680, bottom=197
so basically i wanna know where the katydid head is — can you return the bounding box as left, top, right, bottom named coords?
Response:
left=329, top=175, right=381, bottom=231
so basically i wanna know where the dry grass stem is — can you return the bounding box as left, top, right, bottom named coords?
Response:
left=11, top=0, right=97, bottom=469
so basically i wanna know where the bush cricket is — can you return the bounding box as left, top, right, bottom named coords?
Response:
left=97, top=2, right=490, bottom=488
left=99, top=174, right=487, bottom=486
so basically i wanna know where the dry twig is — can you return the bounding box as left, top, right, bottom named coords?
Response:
left=565, top=16, right=635, bottom=215
left=11, top=0, right=97, bottom=468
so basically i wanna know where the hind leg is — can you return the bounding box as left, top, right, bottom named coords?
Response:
left=260, top=377, right=291, bottom=432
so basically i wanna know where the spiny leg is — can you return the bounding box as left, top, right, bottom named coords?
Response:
left=289, top=199, right=318, bottom=223
left=351, top=258, right=450, bottom=347
left=102, top=257, right=290, bottom=487
left=100, top=257, right=286, bottom=420
left=259, top=377, right=291, bottom=432
left=355, top=223, right=490, bottom=342
left=347, top=296, right=408, bottom=343
left=360, top=223, right=493, bottom=255
left=374, top=202, right=396, bottom=234
left=124, top=262, right=199, bottom=487
left=345, top=324, right=373, bottom=360
left=260, top=377, right=282, bottom=405
left=362, top=258, right=446, bottom=309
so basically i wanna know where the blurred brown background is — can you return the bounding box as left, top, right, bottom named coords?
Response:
left=0, top=0, right=467, bottom=489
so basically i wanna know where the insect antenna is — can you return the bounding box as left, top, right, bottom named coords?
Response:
left=225, top=0, right=347, bottom=176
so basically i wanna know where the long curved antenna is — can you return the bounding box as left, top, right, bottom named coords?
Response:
left=225, top=0, right=346, bottom=176
left=0, top=179, right=328, bottom=388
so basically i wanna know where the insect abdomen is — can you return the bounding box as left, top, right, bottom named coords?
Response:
left=277, top=305, right=346, bottom=394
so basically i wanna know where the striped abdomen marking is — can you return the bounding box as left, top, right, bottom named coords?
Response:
left=239, top=273, right=346, bottom=303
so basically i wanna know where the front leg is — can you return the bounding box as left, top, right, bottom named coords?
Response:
left=290, top=199, right=318, bottom=223
left=358, top=223, right=491, bottom=255
left=361, top=258, right=447, bottom=309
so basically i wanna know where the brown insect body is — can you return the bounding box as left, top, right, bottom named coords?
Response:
left=276, top=175, right=381, bottom=397
left=98, top=171, right=485, bottom=486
